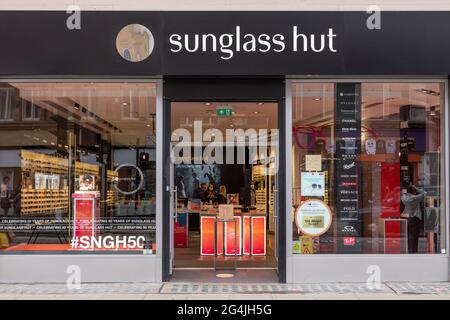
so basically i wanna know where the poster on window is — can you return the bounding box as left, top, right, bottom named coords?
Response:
left=301, top=172, right=325, bottom=197
left=334, top=83, right=362, bottom=253
left=295, top=200, right=332, bottom=237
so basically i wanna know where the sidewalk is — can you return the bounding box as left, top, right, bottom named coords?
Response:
left=1, top=282, right=450, bottom=300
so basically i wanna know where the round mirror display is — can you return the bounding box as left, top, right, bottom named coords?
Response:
left=116, top=24, right=154, bottom=62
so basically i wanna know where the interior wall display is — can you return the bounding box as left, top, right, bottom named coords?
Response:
left=305, top=154, right=322, bottom=171
left=364, top=138, right=376, bottom=155
left=175, top=164, right=221, bottom=198
left=78, top=175, right=95, bottom=191
left=300, top=172, right=325, bottom=197
left=386, top=139, right=397, bottom=154
left=20, top=150, right=69, bottom=216
left=294, top=199, right=332, bottom=237
left=334, top=83, right=362, bottom=253
left=226, top=193, right=239, bottom=205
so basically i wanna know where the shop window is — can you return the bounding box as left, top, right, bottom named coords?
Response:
left=0, top=83, right=158, bottom=254
left=0, top=87, right=14, bottom=121
left=291, top=82, right=445, bottom=254
left=21, top=99, right=40, bottom=120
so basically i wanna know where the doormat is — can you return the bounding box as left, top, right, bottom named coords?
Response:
left=160, top=282, right=390, bottom=294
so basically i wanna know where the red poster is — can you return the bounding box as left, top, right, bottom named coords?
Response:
left=225, top=216, right=241, bottom=255
left=384, top=220, right=401, bottom=254
left=174, top=221, right=187, bottom=248
left=251, top=216, right=266, bottom=255
left=243, top=216, right=251, bottom=255
left=74, top=198, right=94, bottom=238
left=200, top=216, right=223, bottom=255
left=381, top=162, right=400, bottom=218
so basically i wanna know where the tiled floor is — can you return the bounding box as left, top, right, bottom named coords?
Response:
left=170, top=269, right=278, bottom=283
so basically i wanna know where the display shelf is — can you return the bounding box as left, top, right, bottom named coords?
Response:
left=20, top=150, right=70, bottom=216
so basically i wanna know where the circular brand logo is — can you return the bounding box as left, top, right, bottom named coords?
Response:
left=113, top=163, right=144, bottom=195
left=116, top=24, right=154, bottom=62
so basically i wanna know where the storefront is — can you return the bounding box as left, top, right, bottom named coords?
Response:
left=0, top=11, right=448, bottom=283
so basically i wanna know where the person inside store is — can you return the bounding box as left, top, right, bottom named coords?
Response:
left=191, top=172, right=200, bottom=198
left=0, top=176, right=11, bottom=216
left=176, top=175, right=187, bottom=198
left=196, top=183, right=208, bottom=203
left=205, top=184, right=216, bottom=202
left=217, top=185, right=227, bottom=204
left=401, top=183, right=426, bottom=253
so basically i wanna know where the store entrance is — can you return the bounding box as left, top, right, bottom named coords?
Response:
left=166, top=100, right=280, bottom=282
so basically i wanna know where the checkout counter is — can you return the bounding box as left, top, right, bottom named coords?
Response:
left=198, top=206, right=267, bottom=256
left=174, top=199, right=267, bottom=256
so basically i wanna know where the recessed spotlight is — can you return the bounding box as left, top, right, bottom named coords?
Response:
left=122, top=102, right=128, bottom=106
left=146, top=124, right=151, bottom=127
left=314, top=98, right=321, bottom=101
left=205, top=102, right=211, bottom=106
left=253, top=111, right=259, bottom=114
left=229, top=124, right=234, bottom=127
left=257, top=102, right=264, bottom=105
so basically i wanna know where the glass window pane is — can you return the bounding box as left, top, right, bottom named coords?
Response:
left=291, top=82, right=445, bottom=254
left=0, top=83, right=158, bottom=254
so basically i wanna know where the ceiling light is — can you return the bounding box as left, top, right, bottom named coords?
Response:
left=122, top=102, right=128, bottom=106
left=205, top=102, right=211, bottom=106
left=253, top=111, right=259, bottom=114
left=257, top=102, right=264, bottom=105
left=314, top=98, right=321, bottom=101
left=146, top=124, right=151, bottom=127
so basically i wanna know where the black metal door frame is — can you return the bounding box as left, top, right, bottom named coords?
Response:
left=162, top=78, right=286, bottom=283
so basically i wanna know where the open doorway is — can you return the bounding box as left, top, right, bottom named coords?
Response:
left=168, top=101, right=280, bottom=282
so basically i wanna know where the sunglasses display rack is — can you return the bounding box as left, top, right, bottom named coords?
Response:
left=75, top=162, right=100, bottom=178
left=252, top=164, right=267, bottom=212
left=106, top=169, right=118, bottom=208
left=20, top=150, right=69, bottom=216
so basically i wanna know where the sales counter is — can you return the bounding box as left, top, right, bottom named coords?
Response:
left=199, top=209, right=266, bottom=256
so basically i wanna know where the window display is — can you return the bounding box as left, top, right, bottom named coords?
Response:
left=0, top=83, right=158, bottom=254
left=292, top=82, right=445, bottom=254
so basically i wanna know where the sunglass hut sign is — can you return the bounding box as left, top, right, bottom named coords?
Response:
left=169, top=26, right=338, bottom=60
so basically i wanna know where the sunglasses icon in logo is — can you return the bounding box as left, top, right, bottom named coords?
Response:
left=116, top=24, right=155, bottom=62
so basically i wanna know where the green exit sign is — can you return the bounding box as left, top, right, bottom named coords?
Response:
left=216, top=107, right=233, bottom=116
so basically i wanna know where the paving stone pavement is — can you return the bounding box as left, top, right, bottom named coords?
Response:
left=0, top=282, right=449, bottom=299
